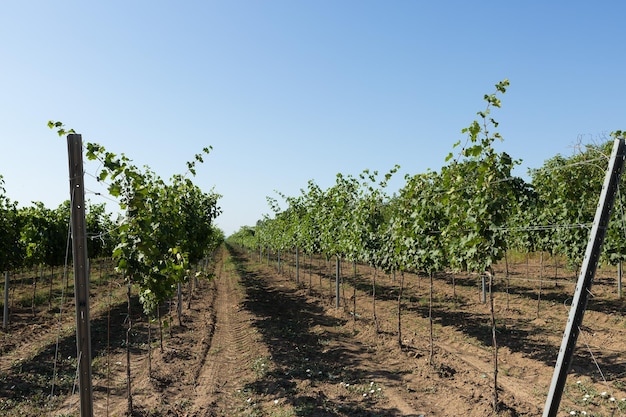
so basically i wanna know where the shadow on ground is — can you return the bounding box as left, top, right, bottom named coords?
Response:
left=227, top=245, right=415, bottom=417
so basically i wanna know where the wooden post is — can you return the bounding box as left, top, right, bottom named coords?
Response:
left=67, top=134, right=94, bottom=417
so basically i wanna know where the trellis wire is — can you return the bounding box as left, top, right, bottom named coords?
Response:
left=50, top=186, right=74, bottom=400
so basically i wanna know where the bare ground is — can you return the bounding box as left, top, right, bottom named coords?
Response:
left=2, top=247, right=626, bottom=416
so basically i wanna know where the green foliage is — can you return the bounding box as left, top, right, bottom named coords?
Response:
left=246, top=166, right=400, bottom=272
left=229, top=226, right=256, bottom=249
left=49, top=122, right=222, bottom=316
left=19, top=201, right=68, bottom=269
left=0, top=171, right=118, bottom=273
left=528, top=138, right=626, bottom=269
left=47, top=120, right=75, bottom=137
left=439, top=80, right=519, bottom=273
left=391, top=170, right=448, bottom=274
left=88, top=143, right=222, bottom=315
left=0, top=176, right=23, bottom=271
left=85, top=202, right=116, bottom=259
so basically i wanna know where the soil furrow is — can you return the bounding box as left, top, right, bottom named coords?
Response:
left=191, top=254, right=268, bottom=416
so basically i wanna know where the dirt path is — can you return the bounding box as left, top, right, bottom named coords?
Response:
left=190, top=250, right=271, bottom=416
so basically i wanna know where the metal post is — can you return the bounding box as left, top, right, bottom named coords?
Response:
left=618, top=261, right=623, bottom=299
left=481, top=275, right=487, bottom=304
left=543, top=137, right=626, bottom=417
left=3, top=271, right=9, bottom=329
left=296, top=247, right=300, bottom=284
left=177, top=282, right=182, bottom=325
left=335, top=257, right=340, bottom=308
left=67, top=134, right=93, bottom=417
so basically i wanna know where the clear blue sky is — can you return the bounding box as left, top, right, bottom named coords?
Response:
left=1, top=1, right=624, bottom=236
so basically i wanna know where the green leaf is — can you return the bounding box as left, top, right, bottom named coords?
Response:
left=109, top=183, right=122, bottom=197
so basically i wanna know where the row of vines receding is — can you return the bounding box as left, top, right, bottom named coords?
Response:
left=227, top=80, right=626, bottom=413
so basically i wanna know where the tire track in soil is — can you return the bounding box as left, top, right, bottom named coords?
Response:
left=192, top=252, right=268, bottom=416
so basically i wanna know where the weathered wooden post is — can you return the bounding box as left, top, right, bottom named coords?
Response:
left=67, top=133, right=94, bottom=417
